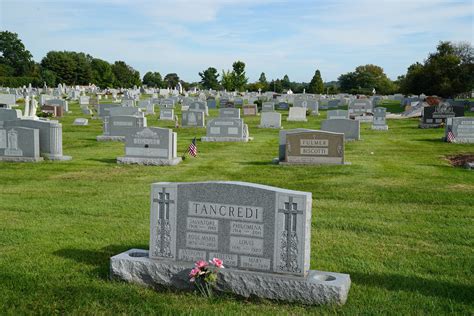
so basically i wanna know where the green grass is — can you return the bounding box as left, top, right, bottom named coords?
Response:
left=1, top=100, right=473, bottom=315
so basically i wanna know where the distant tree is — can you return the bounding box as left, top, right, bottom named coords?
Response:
left=163, top=73, right=180, bottom=88
left=0, top=31, right=34, bottom=76
left=91, top=58, right=115, bottom=88
left=142, top=71, right=163, bottom=88
left=338, top=65, right=395, bottom=95
left=308, top=70, right=324, bottom=93
left=258, top=72, right=268, bottom=91
left=282, top=74, right=291, bottom=90
left=231, top=61, right=248, bottom=91
left=400, top=41, right=473, bottom=97
left=40, top=68, right=57, bottom=87
left=269, top=79, right=283, bottom=93
left=111, top=61, right=141, bottom=88
left=199, top=67, right=220, bottom=90
left=221, top=70, right=233, bottom=91
left=41, top=51, right=93, bottom=85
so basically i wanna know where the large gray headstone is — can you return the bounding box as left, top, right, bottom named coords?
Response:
left=219, top=108, right=240, bottom=119
left=202, top=118, right=249, bottom=142
left=259, top=112, right=281, bottom=129
left=327, top=110, right=348, bottom=120
left=372, top=107, right=388, bottom=130
left=321, top=119, right=360, bottom=141
left=0, top=127, right=42, bottom=162
left=279, top=129, right=345, bottom=165
left=445, top=117, right=474, bottom=143
left=182, top=110, right=205, bottom=127
left=117, top=127, right=181, bottom=165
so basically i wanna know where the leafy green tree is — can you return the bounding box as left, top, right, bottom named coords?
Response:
left=269, top=79, right=283, bottom=93
left=230, top=61, right=248, bottom=91
left=163, top=73, right=180, bottom=88
left=282, top=74, right=291, bottom=90
left=142, top=71, right=163, bottom=88
left=308, top=70, right=324, bottom=94
left=111, top=61, right=141, bottom=88
left=399, top=41, right=474, bottom=97
left=40, top=68, right=57, bottom=87
left=91, top=58, right=115, bottom=88
left=338, top=65, right=395, bottom=95
left=199, top=67, right=220, bottom=90
left=258, top=72, right=268, bottom=91
left=41, top=51, right=93, bottom=85
left=221, top=70, right=233, bottom=91
left=0, top=31, right=34, bottom=76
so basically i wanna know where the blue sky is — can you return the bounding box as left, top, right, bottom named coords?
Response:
left=1, top=0, right=473, bottom=82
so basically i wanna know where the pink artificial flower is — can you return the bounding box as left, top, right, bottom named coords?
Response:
left=195, top=260, right=208, bottom=269
left=210, top=257, right=224, bottom=268
left=189, top=267, right=200, bottom=278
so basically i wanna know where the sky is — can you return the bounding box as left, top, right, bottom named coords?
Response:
left=1, top=0, right=473, bottom=83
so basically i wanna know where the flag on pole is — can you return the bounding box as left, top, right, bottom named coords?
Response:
left=446, top=129, right=456, bottom=143
left=187, top=137, right=197, bottom=157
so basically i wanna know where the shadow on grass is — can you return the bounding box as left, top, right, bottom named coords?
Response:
left=87, top=158, right=117, bottom=164
left=350, top=271, right=473, bottom=304
left=414, top=138, right=444, bottom=143
left=238, top=161, right=276, bottom=166
left=54, top=244, right=146, bottom=280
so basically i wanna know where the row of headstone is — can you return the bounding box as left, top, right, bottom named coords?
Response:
left=419, top=102, right=464, bottom=128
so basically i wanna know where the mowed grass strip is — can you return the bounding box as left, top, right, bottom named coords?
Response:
left=0, top=99, right=473, bottom=314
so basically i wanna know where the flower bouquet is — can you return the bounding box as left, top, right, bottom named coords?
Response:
left=189, top=258, right=224, bottom=298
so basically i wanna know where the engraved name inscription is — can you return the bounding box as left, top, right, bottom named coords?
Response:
left=229, top=236, right=263, bottom=255
left=188, top=201, right=263, bottom=222
left=240, top=256, right=271, bottom=270
left=186, top=217, right=218, bottom=233
left=230, top=222, right=264, bottom=237
left=186, top=232, right=218, bottom=250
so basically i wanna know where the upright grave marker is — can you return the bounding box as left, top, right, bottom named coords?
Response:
left=110, top=181, right=351, bottom=305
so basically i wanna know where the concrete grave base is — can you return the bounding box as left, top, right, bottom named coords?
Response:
left=201, top=137, right=252, bottom=142
left=286, top=118, right=307, bottom=122
left=274, top=158, right=351, bottom=166
left=43, top=154, right=72, bottom=161
left=117, top=157, right=181, bottom=166
left=258, top=125, right=283, bottom=129
left=110, top=249, right=351, bottom=306
left=418, top=123, right=442, bottom=129
left=0, top=156, right=44, bottom=162
left=371, top=125, right=388, bottom=130
left=354, top=116, right=373, bottom=122
left=97, top=135, right=125, bottom=142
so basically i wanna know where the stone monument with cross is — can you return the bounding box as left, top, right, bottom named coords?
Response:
left=111, top=181, right=351, bottom=305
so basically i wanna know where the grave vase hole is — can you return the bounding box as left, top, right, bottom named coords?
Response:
left=129, top=251, right=148, bottom=258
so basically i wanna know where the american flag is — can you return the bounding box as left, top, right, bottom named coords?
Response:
left=188, top=137, right=197, bottom=157
left=446, top=129, right=456, bottom=143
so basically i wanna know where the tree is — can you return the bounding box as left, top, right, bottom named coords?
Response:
left=0, top=31, right=34, bottom=76
left=91, top=58, right=115, bottom=88
left=142, top=71, right=163, bottom=88
left=269, top=79, right=283, bottom=93
left=231, top=61, right=248, bottom=91
left=338, top=65, right=395, bottom=95
left=308, top=70, right=324, bottom=93
left=163, top=73, right=180, bottom=88
left=199, top=67, right=220, bottom=90
left=111, top=61, right=141, bottom=88
left=41, top=51, right=93, bottom=85
left=399, top=41, right=474, bottom=97
left=221, top=70, right=233, bottom=91
left=40, top=68, right=57, bottom=87
left=258, top=72, right=268, bottom=91
left=282, top=74, right=291, bottom=90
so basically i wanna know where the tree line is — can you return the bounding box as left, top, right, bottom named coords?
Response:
left=1, top=31, right=472, bottom=97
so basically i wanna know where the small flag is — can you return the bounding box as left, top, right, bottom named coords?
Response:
left=188, top=137, right=197, bottom=157
left=446, top=129, right=456, bottom=143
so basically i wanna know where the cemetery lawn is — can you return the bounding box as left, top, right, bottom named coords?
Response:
left=1, top=100, right=473, bottom=315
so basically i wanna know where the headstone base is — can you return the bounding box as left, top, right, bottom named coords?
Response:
left=354, top=116, right=373, bottom=122
left=110, top=249, right=351, bottom=306
left=117, top=157, right=182, bottom=166
left=43, top=154, right=72, bottom=161
left=201, top=137, right=252, bottom=142
left=0, top=156, right=44, bottom=162
left=418, top=123, right=442, bottom=129
left=258, top=125, right=283, bottom=129
left=371, top=125, right=388, bottom=130
left=286, top=118, right=307, bottom=122
left=97, top=135, right=125, bottom=142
